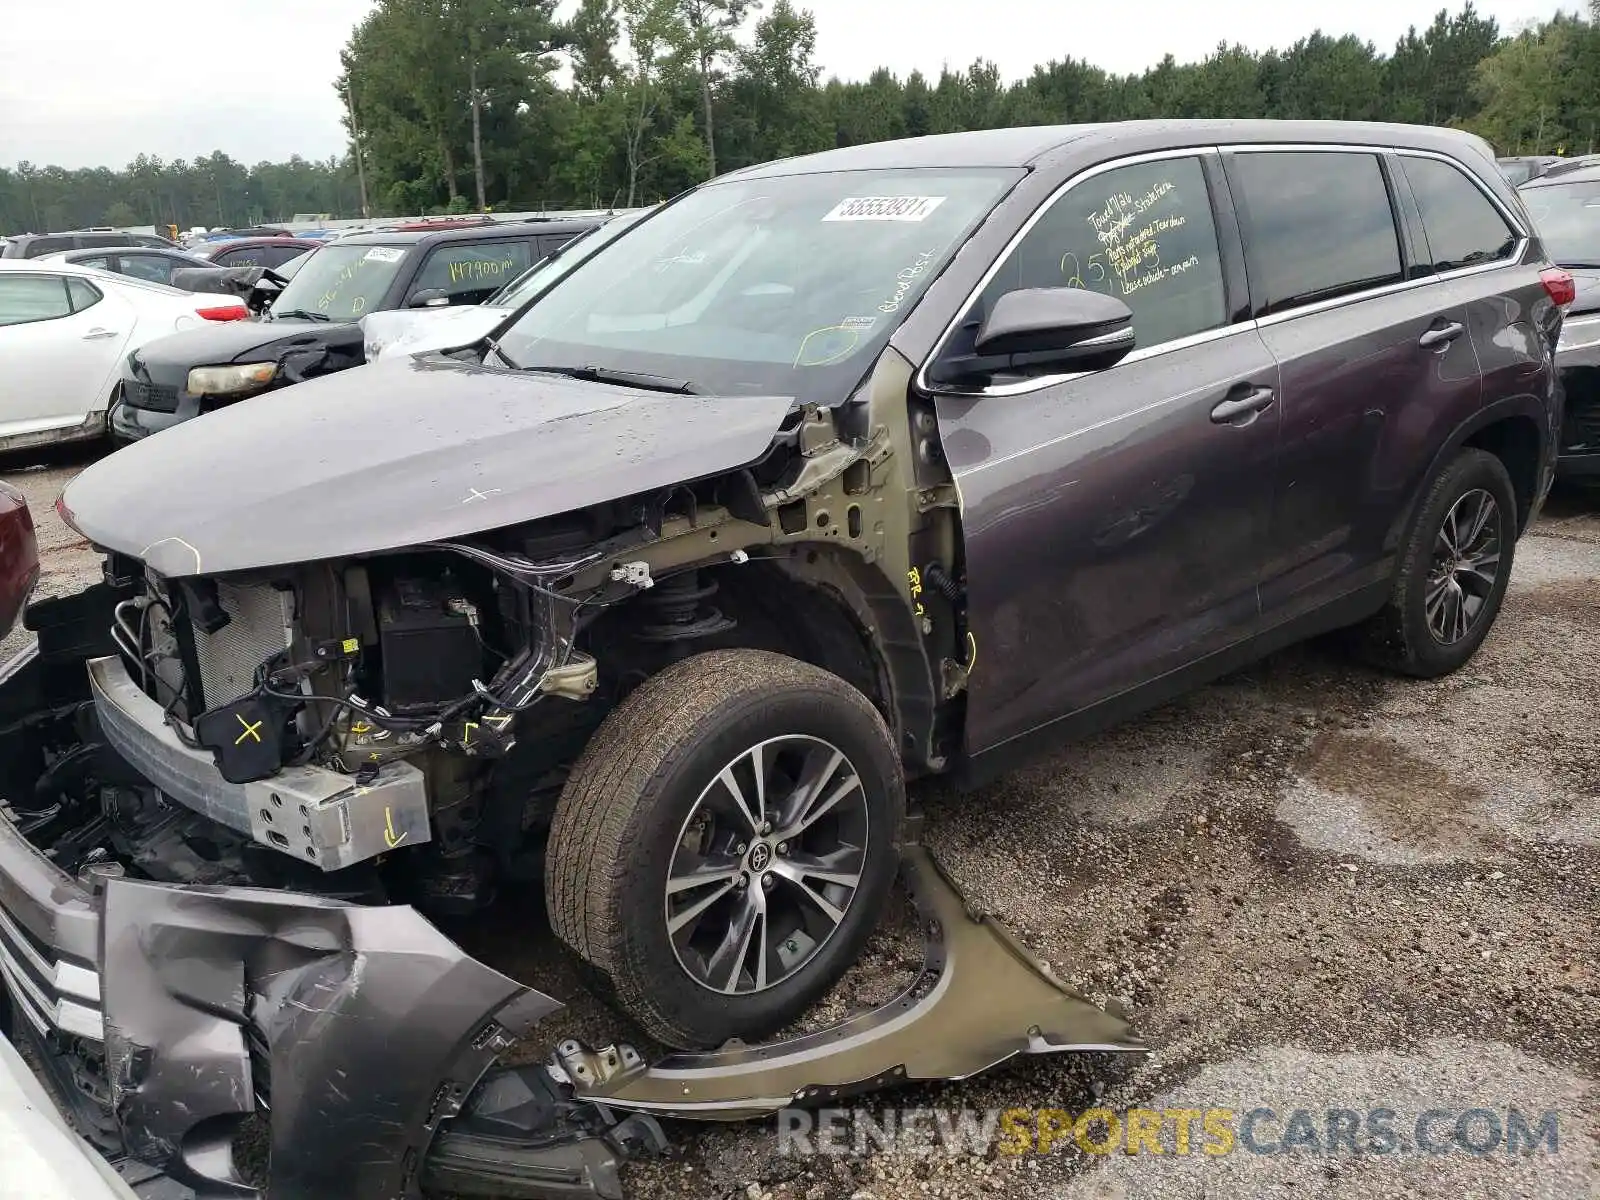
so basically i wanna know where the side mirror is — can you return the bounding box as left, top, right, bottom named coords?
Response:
left=409, top=289, right=450, bottom=308
left=975, top=287, right=1135, bottom=360
left=929, top=287, right=1136, bottom=388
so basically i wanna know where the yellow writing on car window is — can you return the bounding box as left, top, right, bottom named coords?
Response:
left=447, top=256, right=517, bottom=284
left=1072, top=177, right=1204, bottom=300
left=319, top=260, right=372, bottom=310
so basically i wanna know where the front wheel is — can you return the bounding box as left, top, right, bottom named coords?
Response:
left=544, top=649, right=905, bottom=1049
left=1358, top=447, right=1518, bottom=677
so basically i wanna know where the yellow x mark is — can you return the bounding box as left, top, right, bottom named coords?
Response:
left=234, top=715, right=264, bottom=745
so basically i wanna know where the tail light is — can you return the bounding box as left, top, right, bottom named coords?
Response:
left=1540, top=267, right=1575, bottom=308
left=55, top=494, right=80, bottom=537
left=196, top=304, right=250, bottom=322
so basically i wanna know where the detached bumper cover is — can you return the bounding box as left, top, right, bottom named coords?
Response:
left=100, top=879, right=560, bottom=1199
left=88, top=654, right=431, bottom=869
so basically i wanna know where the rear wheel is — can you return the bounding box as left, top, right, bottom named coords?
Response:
left=545, top=649, right=904, bottom=1049
left=1358, top=448, right=1517, bottom=677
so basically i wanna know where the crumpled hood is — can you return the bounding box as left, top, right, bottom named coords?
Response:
left=64, top=355, right=794, bottom=578
left=130, top=317, right=355, bottom=379
left=360, top=305, right=505, bottom=362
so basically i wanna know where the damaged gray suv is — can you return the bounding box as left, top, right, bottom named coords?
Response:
left=0, top=120, right=1565, bottom=1199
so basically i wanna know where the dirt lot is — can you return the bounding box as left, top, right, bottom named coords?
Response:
left=3, top=450, right=1596, bottom=1200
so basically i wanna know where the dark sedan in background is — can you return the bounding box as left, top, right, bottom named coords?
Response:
left=190, top=235, right=320, bottom=269
left=0, top=482, right=38, bottom=640
left=1521, top=160, right=1600, bottom=477
left=35, top=245, right=214, bottom=286
left=113, top=218, right=600, bottom=441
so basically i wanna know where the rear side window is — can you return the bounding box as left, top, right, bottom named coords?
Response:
left=1229, top=151, right=1403, bottom=315
left=121, top=254, right=174, bottom=284
left=66, top=278, right=102, bottom=312
left=977, top=155, right=1228, bottom=353
left=213, top=246, right=265, bottom=267
left=1402, top=156, right=1518, bottom=272
left=78, top=234, right=130, bottom=249
left=538, top=233, right=579, bottom=260
left=0, top=275, right=73, bottom=325
left=410, top=240, right=534, bottom=305
left=258, top=243, right=309, bottom=268
left=21, top=237, right=71, bottom=258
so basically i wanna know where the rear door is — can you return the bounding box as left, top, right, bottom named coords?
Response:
left=1225, top=147, right=1483, bottom=621
left=1395, top=152, right=1552, bottom=476
left=929, top=150, right=1283, bottom=754
left=0, top=274, right=133, bottom=436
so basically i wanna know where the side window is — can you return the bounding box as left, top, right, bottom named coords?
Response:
left=75, top=255, right=113, bottom=271
left=1228, top=151, right=1402, bottom=314
left=409, top=241, right=534, bottom=305
left=259, top=244, right=307, bottom=268
left=0, top=275, right=74, bottom=326
left=121, top=254, right=174, bottom=284
left=977, top=155, right=1228, bottom=355
left=539, top=233, right=577, bottom=260
left=79, top=235, right=130, bottom=249
left=22, top=237, right=71, bottom=258
left=1402, top=156, right=1519, bottom=272
left=66, top=278, right=102, bottom=312
left=215, top=246, right=265, bottom=267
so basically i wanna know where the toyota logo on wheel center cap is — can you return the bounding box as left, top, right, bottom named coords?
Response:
left=748, top=843, right=772, bottom=872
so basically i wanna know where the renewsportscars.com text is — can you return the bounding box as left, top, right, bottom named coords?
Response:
left=776, top=1106, right=1561, bottom=1158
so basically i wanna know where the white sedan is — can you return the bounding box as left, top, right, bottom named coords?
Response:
left=0, top=260, right=249, bottom=455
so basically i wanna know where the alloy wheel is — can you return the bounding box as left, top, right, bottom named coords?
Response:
left=1425, top=488, right=1502, bottom=645
left=664, top=735, right=870, bottom=995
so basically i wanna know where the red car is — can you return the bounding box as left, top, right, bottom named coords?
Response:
left=0, top=482, right=39, bottom=639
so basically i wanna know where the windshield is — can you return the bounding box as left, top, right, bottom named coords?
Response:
left=488, top=215, right=648, bottom=310
left=493, top=170, right=1019, bottom=403
left=1522, top=180, right=1600, bottom=265
left=269, top=243, right=408, bottom=320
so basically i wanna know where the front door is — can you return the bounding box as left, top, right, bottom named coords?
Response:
left=928, top=150, right=1282, bottom=756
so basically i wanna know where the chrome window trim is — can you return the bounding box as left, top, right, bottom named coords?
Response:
left=931, top=320, right=1257, bottom=398
left=917, top=140, right=1531, bottom=397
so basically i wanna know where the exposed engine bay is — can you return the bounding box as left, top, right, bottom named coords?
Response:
left=83, top=390, right=966, bottom=915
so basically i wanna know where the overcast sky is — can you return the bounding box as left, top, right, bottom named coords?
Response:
left=0, top=0, right=1575, bottom=170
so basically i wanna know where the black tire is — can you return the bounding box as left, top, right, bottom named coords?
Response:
left=545, top=649, right=905, bottom=1050
left=1358, top=448, right=1518, bottom=677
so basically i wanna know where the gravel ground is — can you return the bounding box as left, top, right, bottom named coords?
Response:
left=3, top=448, right=1596, bottom=1200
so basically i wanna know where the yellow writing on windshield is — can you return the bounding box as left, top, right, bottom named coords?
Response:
left=319, top=259, right=374, bottom=311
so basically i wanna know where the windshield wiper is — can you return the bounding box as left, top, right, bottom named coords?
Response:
left=521, top=363, right=702, bottom=395
left=271, top=308, right=334, bottom=323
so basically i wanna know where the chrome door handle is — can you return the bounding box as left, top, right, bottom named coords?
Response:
left=82, top=327, right=119, bottom=340
left=1210, top=386, right=1276, bottom=424
left=1418, top=321, right=1465, bottom=349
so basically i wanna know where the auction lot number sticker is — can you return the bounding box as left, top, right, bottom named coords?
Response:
left=823, top=196, right=947, bottom=222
